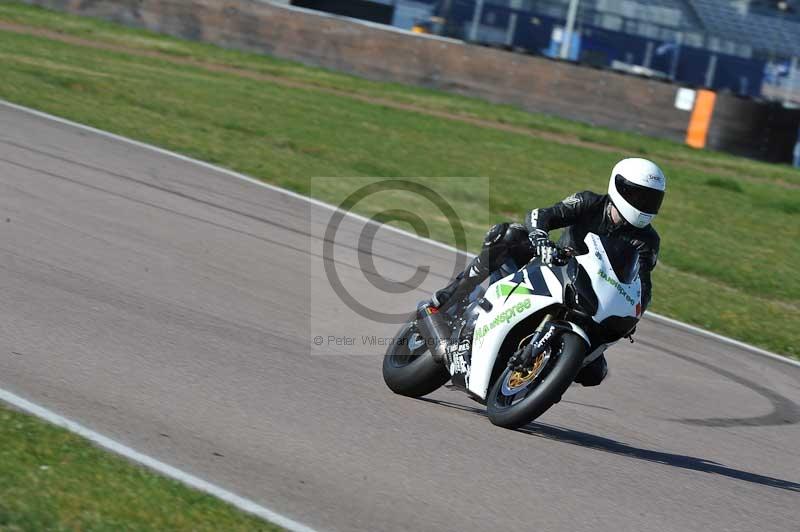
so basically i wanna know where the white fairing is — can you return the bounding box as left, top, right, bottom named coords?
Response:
left=576, top=233, right=642, bottom=323
left=463, top=232, right=640, bottom=399
left=466, top=266, right=563, bottom=399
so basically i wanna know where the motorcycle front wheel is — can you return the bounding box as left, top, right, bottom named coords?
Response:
left=487, top=332, right=585, bottom=429
left=382, top=322, right=450, bottom=398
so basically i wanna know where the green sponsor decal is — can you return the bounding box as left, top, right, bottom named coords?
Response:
left=495, top=283, right=534, bottom=298
left=596, top=268, right=637, bottom=306
left=474, top=298, right=532, bottom=341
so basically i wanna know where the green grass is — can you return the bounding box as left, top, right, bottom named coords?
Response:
left=0, top=404, right=281, bottom=531
left=705, top=177, right=744, bottom=194
left=0, top=2, right=798, bottom=360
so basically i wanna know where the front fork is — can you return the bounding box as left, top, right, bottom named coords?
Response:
left=509, top=315, right=590, bottom=370
left=508, top=313, right=553, bottom=370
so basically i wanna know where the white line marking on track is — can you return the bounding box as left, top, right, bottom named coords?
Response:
left=0, top=100, right=797, bottom=525
left=1, top=95, right=798, bottom=526
left=0, top=388, right=320, bottom=532
left=643, top=312, right=800, bottom=368
left=2, top=98, right=798, bottom=372
left=0, top=99, right=460, bottom=256
left=0, top=91, right=800, bottom=532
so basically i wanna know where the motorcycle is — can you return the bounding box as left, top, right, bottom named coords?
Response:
left=382, top=232, right=642, bottom=429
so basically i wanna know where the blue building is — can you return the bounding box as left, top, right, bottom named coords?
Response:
left=393, top=0, right=800, bottom=102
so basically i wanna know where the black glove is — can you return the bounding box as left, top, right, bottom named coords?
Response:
left=529, top=229, right=556, bottom=265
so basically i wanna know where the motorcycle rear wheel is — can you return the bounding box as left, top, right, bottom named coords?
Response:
left=487, top=332, right=585, bottom=429
left=382, top=322, right=450, bottom=398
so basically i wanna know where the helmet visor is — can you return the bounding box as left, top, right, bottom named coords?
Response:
left=614, top=174, right=664, bottom=214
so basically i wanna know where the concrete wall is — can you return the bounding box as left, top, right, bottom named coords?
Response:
left=23, top=0, right=695, bottom=143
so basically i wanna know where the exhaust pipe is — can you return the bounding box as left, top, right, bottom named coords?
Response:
left=416, top=303, right=451, bottom=363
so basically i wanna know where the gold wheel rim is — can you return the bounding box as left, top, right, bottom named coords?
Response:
left=507, top=351, right=546, bottom=389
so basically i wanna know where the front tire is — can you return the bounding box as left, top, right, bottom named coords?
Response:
left=487, top=332, right=586, bottom=429
left=382, top=322, right=450, bottom=398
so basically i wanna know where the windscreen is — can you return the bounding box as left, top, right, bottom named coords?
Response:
left=599, top=235, right=640, bottom=284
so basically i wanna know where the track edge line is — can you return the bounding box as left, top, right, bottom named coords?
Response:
left=1, top=98, right=797, bottom=370
left=0, top=387, right=320, bottom=532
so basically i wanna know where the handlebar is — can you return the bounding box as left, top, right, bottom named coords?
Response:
left=541, top=244, right=575, bottom=266
left=528, top=231, right=575, bottom=266
left=552, top=246, right=573, bottom=266
left=556, top=245, right=576, bottom=258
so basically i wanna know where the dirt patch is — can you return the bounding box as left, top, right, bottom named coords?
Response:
left=0, top=20, right=619, bottom=154
left=1, top=20, right=797, bottom=190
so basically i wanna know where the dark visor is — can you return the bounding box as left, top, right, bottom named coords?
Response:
left=615, top=174, right=664, bottom=214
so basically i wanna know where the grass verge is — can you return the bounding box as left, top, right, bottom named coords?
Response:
left=0, top=2, right=797, bottom=359
left=0, top=403, right=281, bottom=531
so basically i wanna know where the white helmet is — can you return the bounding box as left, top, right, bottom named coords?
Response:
left=608, top=158, right=666, bottom=228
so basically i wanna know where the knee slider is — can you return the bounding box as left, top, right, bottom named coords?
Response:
left=503, top=223, right=529, bottom=246
left=481, top=222, right=525, bottom=271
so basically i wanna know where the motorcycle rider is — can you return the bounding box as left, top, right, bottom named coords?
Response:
left=430, top=158, right=666, bottom=386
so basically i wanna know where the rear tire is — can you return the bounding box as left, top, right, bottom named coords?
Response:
left=382, top=322, right=450, bottom=398
left=487, top=332, right=586, bottom=429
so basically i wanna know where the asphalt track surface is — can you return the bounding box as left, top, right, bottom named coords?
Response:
left=1, top=104, right=799, bottom=532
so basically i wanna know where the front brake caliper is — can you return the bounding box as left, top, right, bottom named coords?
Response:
left=508, top=343, right=534, bottom=371
left=508, top=324, right=558, bottom=371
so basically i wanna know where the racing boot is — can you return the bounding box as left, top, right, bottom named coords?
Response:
left=574, top=354, right=609, bottom=386
left=430, top=255, right=491, bottom=311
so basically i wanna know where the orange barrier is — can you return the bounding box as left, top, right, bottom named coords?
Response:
left=686, top=90, right=716, bottom=149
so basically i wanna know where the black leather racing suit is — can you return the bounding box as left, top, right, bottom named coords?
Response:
left=436, top=191, right=660, bottom=386
left=524, top=190, right=660, bottom=310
